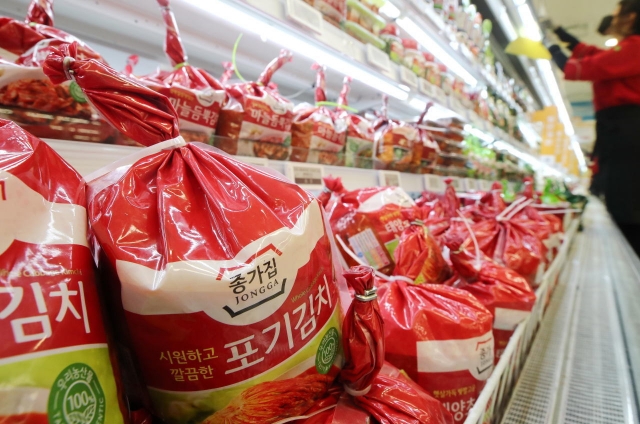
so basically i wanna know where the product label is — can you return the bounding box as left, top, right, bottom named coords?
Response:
left=348, top=228, right=390, bottom=270
left=48, top=363, right=106, bottom=424
left=161, top=85, right=225, bottom=134
left=114, top=202, right=341, bottom=423
left=416, top=331, right=494, bottom=379
left=311, top=115, right=346, bottom=152
left=240, top=94, right=294, bottom=143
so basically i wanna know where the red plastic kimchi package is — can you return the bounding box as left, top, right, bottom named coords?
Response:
left=294, top=267, right=453, bottom=424
left=290, top=64, right=347, bottom=165
left=0, top=1, right=114, bottom=143
left=326, top=186, right=415, bottom=275
left=44, top=42, right=343, bottom=424
left=373, top=95, right=419, bottom=172
left=445, top=234, right=536, bottom=363
left=337, top=77, right=375, bottom=169
left=134, top=0, right=225, bottom=144
left=318, top=175, right=347, bottom=210
left=0, top=119, right=126, bottom=423
left=377, top=279, right=494, bottom=424
left=392, top=220, right=452, bottom=285
left=216, top=50, right=294, bottom=158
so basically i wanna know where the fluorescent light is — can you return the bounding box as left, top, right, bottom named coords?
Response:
left=465, top=124, right=495, bottom=144
left=409, top=98, right=427, bottom=110
left=537, top=60, right=574, bottom=136
left=396, top=17, right=478, bottom=86
left=517, top=3, right=542, bottom=41
left=183, top=0, right=409, bottom=100
left=379, top=1, right=401, bottom=19
left=605, top=38, right=618, bottom=47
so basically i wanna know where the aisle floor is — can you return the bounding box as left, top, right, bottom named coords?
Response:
left=501, top=201, right=640, bottom=424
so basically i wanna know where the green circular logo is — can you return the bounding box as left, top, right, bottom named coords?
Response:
left=48, top=363, right=105, bottom=424
left=69, top=81, right=87, bottom=103
left=316, top=327, right=339, bottom=374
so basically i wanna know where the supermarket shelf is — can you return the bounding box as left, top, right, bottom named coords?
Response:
left=464, top=216, right=579, bottom=424
left=500, top=200, right=639, bottom=424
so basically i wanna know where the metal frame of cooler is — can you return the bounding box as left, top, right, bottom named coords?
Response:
left=463, top=218, right=580, bottom=424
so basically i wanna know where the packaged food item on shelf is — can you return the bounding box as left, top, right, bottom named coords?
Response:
left=415, top=102, right=441, bottom=172
left=0, top=0, right=116, bottom=143
left=216, top=49, right=295, bottom=159
left=291, top=64, right=347, bottom=165
left=295, top=266, right=454, bottom=424
left=445, top=233, right=536, bottom=363
left=380, top=23, right=404, bottom=64
left=337, top=77, right=375, bottom=169
left=345, top=0, right=386, bottom=35
left=373, top=95, right=419, bottom=171
left=424, top=54, right=444, bottom=87
left=45, top=42, right=343, bottom=424
left=304, top=0, right=347, bottom=26
left=377, top=279, right=494, bottom=424
left=342, top=21, right=386, bottom=49
left=130, top=0, right=225, bottom=144
left=393, top=219, right=452, bottom=284
left=402, top=38, right=426, bottom=76
left=0, top=119, right=126, bottom=423
left=326, top=185, right=415, bottom=275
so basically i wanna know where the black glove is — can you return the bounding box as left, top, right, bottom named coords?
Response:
left=548, top=45, right=568, bottom=71
left=554, top=27, right=580, bottom=50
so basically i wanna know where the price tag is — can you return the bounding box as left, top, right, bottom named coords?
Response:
left=419, top=78, right=437, bottom=98
left=464, top=178, right=478, bottom=192
left=366, top=43, right=391, bottom=73
left=285, top=163, right=325, bottom=190
left=237, top=156, right=269, bottom=167
left=480, top=180, right=493, bottom=191
left=433, top=87, right=448, bottom=106
left=285, top=0, right=324, bottom=33
left=448, top=96, right=467, bottom=118
left=424, top=174, right=445, bottom=193
left=448, top=176, right=462, bottom=192
left=378, top=170, right=402, bottom=187
left=400, top=66, right=418, bottom=89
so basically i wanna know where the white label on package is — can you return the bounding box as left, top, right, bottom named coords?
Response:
left=286, top=0, right=324, bottom=33
left=417, top=331, right=494, bottom=380
left=348, top=229, right=391, bottom=270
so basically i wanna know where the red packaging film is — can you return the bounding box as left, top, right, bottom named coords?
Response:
left=445, top=233, right=536, bottom=363
left=0, top=119, right=126, bottom=423
left=133, top=0, right=225, bottom=144
left=326, top=186, right=416, bottom=275
left=216, top=49, right=295, bottom=158
left=0, top=0, right=113, bottom=143
left=290, top=64, right=347, bottom=165
left=44, top=42, right=343, bottom=424
left=294, top=267, right=453, bottom=424
left=377, top=279, right=494, bottom=424
left=392, top=219, right=452, bottom=285
left=415, top=103, right=441, bottom=171
left=337, top=77, right=375, bottom=169
left=373, top=95, right=419, bottom=172
left=318, top=176, right=347, bottom=210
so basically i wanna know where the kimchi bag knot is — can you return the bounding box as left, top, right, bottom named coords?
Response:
left=62, top=55, right=75, bottom=80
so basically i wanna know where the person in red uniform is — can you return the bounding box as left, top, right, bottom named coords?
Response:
left=549, top=0, right=640, bottom=256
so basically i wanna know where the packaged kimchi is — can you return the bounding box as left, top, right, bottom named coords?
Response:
left=415, top=103, right=441, bottom=172
left=290, top=64, right=347, bottom=165
left=446, top=234, right=536, bottom=363
left=216, top=50, right=294, bottom=159
left=377, top=280, right=494, bottom=424
left=304, top=0, right=346, bottom=26
left=373, top=95, right=419, bottom=172
left=392, top=220, right=452, bottom=284
left=44, top=42, right=342, bottom=424
left=338, top=77, right=375, bottom=169
left=0, top=0, right=114, bottom=143
left=0, top=119, right=126, bottom=423
left=135, top=0, right=225, bottom=144
left=326, top=185, right=415, bottom=275
left=296, top=266, right=453, bottom=424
